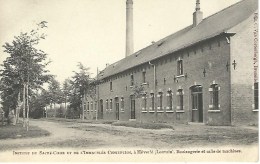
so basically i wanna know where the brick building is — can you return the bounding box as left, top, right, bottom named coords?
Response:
left=85, top=0, right=258, bottom=126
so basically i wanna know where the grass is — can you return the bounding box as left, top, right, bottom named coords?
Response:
left=0, top=123, right=50, bottom=140
left=42, top=117, right=116, bottom=124
left=112, top=121, right=174, bottom=130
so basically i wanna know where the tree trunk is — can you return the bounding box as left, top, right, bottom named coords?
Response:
left=23, top=83, right=26, bottom=127
left=65, top=96, right=67, bottom=118
left=14, top=91, right=21, bottom=125
left=26, top=83, right=29, bottom=131
left=54, top=103, right=56, bottom=117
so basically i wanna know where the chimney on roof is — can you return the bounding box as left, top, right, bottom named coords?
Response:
left=126, top=0, right=134, bottom=57
left=193, top=0, right=203, bottom=27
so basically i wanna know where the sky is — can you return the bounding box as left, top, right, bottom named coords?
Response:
left=0, top=0, right=241, bottom=84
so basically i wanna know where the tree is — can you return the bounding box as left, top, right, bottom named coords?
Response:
left=62, top=78, right=71, bottom=118
left=48, top=77, right=62, bottom=117
left=68, top=63, right=91, bottom=119
left=0, top=21, right=52, bottom=129
left=131, top=83, right=145, bottom=122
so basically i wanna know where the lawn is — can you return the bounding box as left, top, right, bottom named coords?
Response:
left=42, top=117, right=116, bottom=124
left=0, top=123, right=50, bottom=140
left=112, top=121, right=174, bottom=130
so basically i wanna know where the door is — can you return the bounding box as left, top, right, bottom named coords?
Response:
left=100, top=99, right=103, bottom=119
left=130, top=96, right=135, bottom=119
left=115, top=98, right=119, bottom=120
left=191, top=85, right=203, bottom=123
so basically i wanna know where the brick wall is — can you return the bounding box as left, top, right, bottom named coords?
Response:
left=230, top=13, right=258, bottom=126
left=94, top=34, right=232, bottom=125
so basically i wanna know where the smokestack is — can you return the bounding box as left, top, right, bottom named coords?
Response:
left=193, top=0, right=203, bottom=27
left=126, top=0, right=134, bottom=57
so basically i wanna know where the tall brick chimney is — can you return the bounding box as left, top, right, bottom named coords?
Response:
left=126, top=0, right=134, bottom=57
left=193, top=0, right=203, bottom=27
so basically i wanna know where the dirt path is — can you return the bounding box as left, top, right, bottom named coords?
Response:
left=0, top=120, right=258, bottom=151
left=0, top=120, right=174, bottom=151
left=0, top=120, right=88, bottom=150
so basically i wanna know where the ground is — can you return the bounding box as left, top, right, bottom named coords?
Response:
left=0, top=119, right=258, bottom=152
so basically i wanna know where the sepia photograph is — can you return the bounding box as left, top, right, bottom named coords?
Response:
left=0, top=0, right=258, bottom=162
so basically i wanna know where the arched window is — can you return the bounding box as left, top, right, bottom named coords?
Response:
left=167, top=90, right=173, bottom=110
left=130, top=74, right=134, bottom=86
left=177, top=89, right=184, bottom=110
left=150, top=93, right=155, bottom=111
left=87, top=102, right=90, bottom=112
left=157, top=92, right=163, bottom=111
left=121, top=97, right=124, bottom=111
left=110, top=99, right=113, bottom=111
left=142, top=94, right=147, bottom=111
left=209, top=84, right=220, bottom=110
left=177, top=60, right=183, bottom=76
left=106, top=99, right=109, bottom=111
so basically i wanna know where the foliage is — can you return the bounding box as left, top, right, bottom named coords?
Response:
left=0, top=21, right=52, bottom=120
left=67, top=63, right=92, bottom=118
left=131, top=82, right=145, bottom=98
left=48, top=77, right=63, bottom=105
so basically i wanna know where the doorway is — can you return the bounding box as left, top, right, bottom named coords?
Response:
left=190, top=85, right=203, bottom=123
left=130, top=95, right=135, bottom=119
left=115, top=97, right=119, bottom=120
left=100, top=99, right=103, bottom=119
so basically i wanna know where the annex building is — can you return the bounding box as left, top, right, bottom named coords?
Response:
left=85, top=0, right=258, bottom=126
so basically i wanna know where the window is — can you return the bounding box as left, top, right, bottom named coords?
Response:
left=254, top=82, right=259, bottom=110
left=150, top=93, right=155, bottom=111
left=167, top=90, right=173, bottom=110
left=91, top=102, right=93, bottom=111
left=130, top=74, right=134, bottom=86
left=177, top=60, right=183, bottom=76
left=121, top=97, right=124, bottom=111
left=177, top=89, right=184, bottom=110
left=87, top=102, right=90, bottom=112
left=110, top=99, right=113, bottom=110
left=110, top=81, right=113, bottom=91
left=142, top=94, right=147, bottom=111
left=209, top=84, right=219, bottom=110
left=158, top=92, right=163, bottom=110
left=142, top=71, right=146, bottom=84
left=106, top=99, right=109, bottom=111
left=95, top=101, right=97, bottom=112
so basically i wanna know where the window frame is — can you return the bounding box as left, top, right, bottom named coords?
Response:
left=177, top=60, right=184, bottom=76
left=166, top=90, right=173, bottom=111
left=209, top=84, right=220, bottom=111
left=177, top=89, right=184, bottom=111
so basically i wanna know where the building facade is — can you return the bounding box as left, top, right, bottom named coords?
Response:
left=85, top=0, right=258, bottom=126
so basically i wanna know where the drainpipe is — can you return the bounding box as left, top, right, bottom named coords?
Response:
left=148, top=61, right=157, bottom=122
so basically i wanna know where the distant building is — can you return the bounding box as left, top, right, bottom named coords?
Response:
left=86, top=0, right=258, bottom=126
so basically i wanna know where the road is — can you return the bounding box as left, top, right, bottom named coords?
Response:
left=0, top=119, right=258, bottom=151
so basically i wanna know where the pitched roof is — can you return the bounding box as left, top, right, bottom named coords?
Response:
left=101, top=0, right=258, bottom=79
